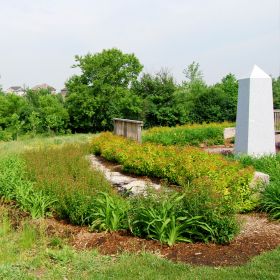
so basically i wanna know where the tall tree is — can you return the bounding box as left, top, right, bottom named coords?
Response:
left=66, top=48, right=143, bottom=132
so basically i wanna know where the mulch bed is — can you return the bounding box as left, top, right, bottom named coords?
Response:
left=40, top=213, right=280, bottom=267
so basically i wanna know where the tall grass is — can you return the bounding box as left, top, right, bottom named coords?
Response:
left=0, top=133, right=93, bottom=157
left=22, top=144, right=115, bottom=225
left=143, top=122, right=233, bottom=146
left=0, top=156, right=56, bottom=218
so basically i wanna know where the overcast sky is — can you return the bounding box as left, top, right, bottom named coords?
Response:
left=0, top=0, right=279, bottom=91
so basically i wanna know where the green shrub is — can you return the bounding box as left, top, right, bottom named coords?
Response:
left=181, top=184, right=239, bottom=244
left=238, top=155, right=280, bottom=219
left=143, top=122, right=233, bottom=147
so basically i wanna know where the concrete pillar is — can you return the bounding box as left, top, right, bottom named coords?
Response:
left=235, top=65, right=275, bottom=156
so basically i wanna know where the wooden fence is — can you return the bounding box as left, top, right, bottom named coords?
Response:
left=274, top=110, right=280, bottom=133
left=113, top=118, right=144, bottom=143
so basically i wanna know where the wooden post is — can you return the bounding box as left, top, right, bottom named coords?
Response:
left=274, top=110, right=280, bottom=133
left=113, top=118, right=144, bottom=143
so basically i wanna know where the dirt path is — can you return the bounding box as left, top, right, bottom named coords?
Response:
left=39, top=213, right=280, bottom=267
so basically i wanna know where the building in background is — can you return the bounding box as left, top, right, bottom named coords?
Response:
left=32, top=83, right=56, bottom=94
left=6, top=86, right=25, bottom=96
left=60, top=87, right=68, bottom=98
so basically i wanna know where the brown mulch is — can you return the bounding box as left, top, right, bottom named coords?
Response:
left=38, top=213, right=280, bottom=267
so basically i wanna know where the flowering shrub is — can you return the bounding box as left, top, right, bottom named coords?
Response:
left=92, top=132, right=254, bottom=211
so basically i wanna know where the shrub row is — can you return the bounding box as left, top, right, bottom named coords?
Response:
left=92, top=132, right=254, bottom=212
left=142, top=122, right=233, bottom=146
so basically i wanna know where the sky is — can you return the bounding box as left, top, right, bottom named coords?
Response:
left=0, top=0, right=279, bottom=91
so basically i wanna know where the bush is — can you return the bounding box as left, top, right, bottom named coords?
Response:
left=92, top=132, right=254, bottom=212
left=128, top=192, right=214, bottom=246
left=238, top=155, right=280, bottom=219
left=181, top=184, right=239, bottom=244
left=143, top=122, right=233, bottom=146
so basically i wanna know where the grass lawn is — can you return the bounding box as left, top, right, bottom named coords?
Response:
left=0, top=134, right=279, bottom=279
left=0, top=210, right=280, bottom=280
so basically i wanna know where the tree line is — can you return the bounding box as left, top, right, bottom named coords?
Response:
left=0, top=48, right=279, bottom=139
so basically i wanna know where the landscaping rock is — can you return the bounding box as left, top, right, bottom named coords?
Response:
left=250, top=171, right=270, bottom=190
left=224, top=127, right=236, bottom=140
left=89, top=155, right=160, bottom=195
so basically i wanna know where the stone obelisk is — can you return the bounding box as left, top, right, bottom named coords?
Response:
left=235, top=65, right=275, bottom=156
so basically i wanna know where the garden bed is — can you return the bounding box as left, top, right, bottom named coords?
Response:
left=30, top=212, right=280, bottom=267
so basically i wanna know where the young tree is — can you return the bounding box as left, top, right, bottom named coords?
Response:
left=38, top=95, right=69, bottom=134
left=183, top=61, right=204, bottom=84
left=9, top=113, right=24, bottom=140
left=66, top=48, right=143, bottom=132
left=28, top=111, right=41, bottom=136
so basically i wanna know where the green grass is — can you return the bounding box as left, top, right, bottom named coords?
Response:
left=143, top=122, right=233, bottom=146
left=0, top=206, right=280, bottom=280
left=0, top=133, right=93, bottom=156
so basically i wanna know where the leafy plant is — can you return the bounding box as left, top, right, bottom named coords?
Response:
left=89, top=192, right=129, bottom=231
left=129, top=193, right=213, bottom=246
left=260, top=183, right=280, bottom=220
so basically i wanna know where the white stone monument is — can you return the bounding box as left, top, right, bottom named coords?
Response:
left=235, top=65, right=275, bottom=156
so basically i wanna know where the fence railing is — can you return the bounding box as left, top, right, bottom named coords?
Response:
left=274, top=110, right=280, bottom=133
left=113, top=118, right=144, bottom=143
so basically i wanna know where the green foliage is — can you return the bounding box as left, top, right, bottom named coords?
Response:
left=22, top=144, right=114, bottom=225
left=0, top=156, right=56, bottom=218
left=238, top=154, right=280, bottom=220
left=90, top=192, right=129, bottom=231
left=260, top=183, right=280, bottom=220
left=66, top=48, right=143, bottom=132
left=0, top=89, right=69, bottom=139
left=183, top=61, right=204, bottom=83
left=143, top=122, right=232, bottom=146
left=182, top=184, right=239, bottom=244
left=189, top=74, right=238, bottom=123
left=131, top=69, right=180, bottom=127
left=92, top=133, right=254, bottom=212
left=129, top=193, right=214, bottom=246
